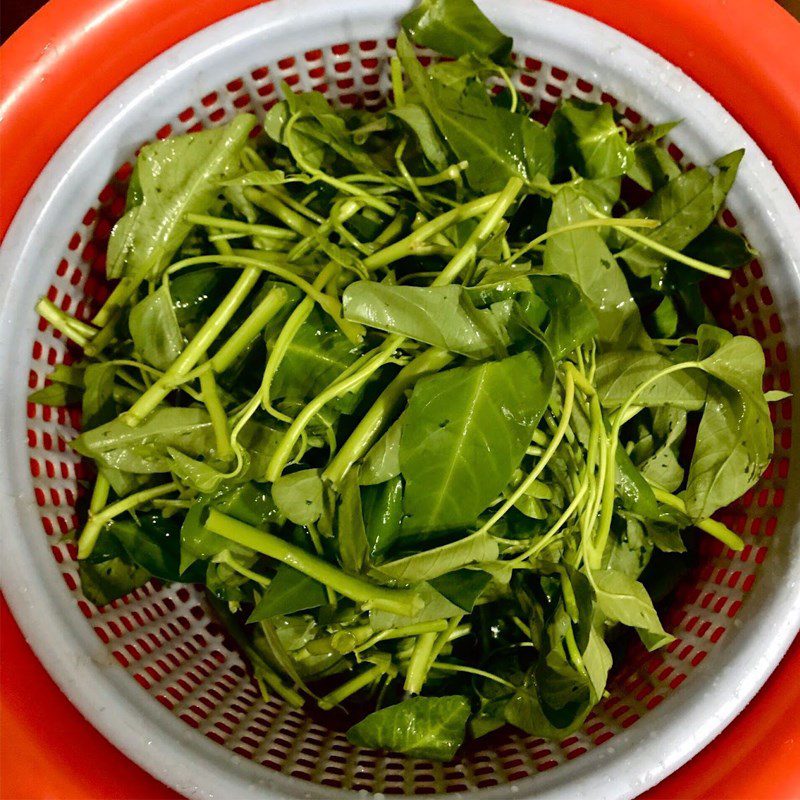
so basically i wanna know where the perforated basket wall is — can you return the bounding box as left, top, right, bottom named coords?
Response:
left=25, top=33, right=794, bottom=797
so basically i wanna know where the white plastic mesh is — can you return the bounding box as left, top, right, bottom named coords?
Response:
left=26, top=36, right=793, bottom=795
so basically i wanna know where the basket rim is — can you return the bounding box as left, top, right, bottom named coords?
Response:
left=1, top=1, right=800, bottom=799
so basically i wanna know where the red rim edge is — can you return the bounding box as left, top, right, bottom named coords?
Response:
left=1, top=1, right=799, bottom=798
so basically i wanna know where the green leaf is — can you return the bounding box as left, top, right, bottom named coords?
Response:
left=30, top=364, right=86, bottom=407
left=401, top=0, right=512, bottom=60
left=271, top=469, right=324, bottom=526
left=362, top=476, right=404, bottom=560
left=555, top=100, right=634, bottom=179
left=543, top=182, right=643, bottom=342
left=602, top=516, right=654, bottom=579
left=107, top=115, right=256, bottom=281
left=619, top=150, right=744, bottom=276
left=627, top=141, right=681, bottom=192
left=400, top=351, right=553, bottom=534
left=74, top=408, right=281, bottom=476
left=28, top=382, right=83, bottom=407
left=583, top=627, right=613, bottom=699
left=129, top=284, right=184, bottom=370
left=592, top=568, right=673, bottom=650
left=680, top=225, right=755, bottom=270
left=429, top=568, right=491, bottom=611
left=347, top=695, right=471, bottom=760
left=681, top=327, right=772, bottom=519
left=103, top=512, right=188, bottom=582
left=248, top=564, right=326, bottom=622
left=397, top=33, right=554, bottom=193
left=82, top=363, right=118, bottom=429
left=377, top=531, right=498, bottom=583
left=360, top=417, right=403, bottom=486
left=338, top=470, right=370, bottom=574
left=390, top=104, right=449, bottom=171
left=343, top=281, right=507, bottom=357
left=615, top=446, right=659, bottom=519
left=370, top=582, right=464, bottom=630
left=526, top=275, right=598, bottom=361
left=267, top=305, right=363, bottom=412
left=79, top=557, right=151, bottom=606
left=596, top=351, right=707, bottom=410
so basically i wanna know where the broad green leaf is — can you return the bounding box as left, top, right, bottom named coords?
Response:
left=28, top=382, right=83, bottom=407
left=79, top=557, right=151, bottom=607
left=343, top=282, right=507, bottom=357
left=682, top=327, right=772, bottom=519
left=627, top=141, right=681, bottom=192
left=556, top=100, right=634, bottom=178
left=400, top=351, right=553, bottom=534
left=377, top=531, right=498, bottom=583
left=129, top=284, right=184, bottom=370
left=583, top=627, right=613, bottom=699
left=74, top=407, right=281, bottom=475
left=390, top=104, right=449, bottom=171
left=347, top=695, right=471, bottom=760
left=526, top=275, right=598, bottom=361
left=272, top=469, right=324, bottom=526
left=401, top=0, right=512, bottom=60
left=362, top=476, right=404, bottom=560
left=429, top=568, right=492, bottom=611
left=29, top=363, right=87, bottom=406
left=360, top=417, right=403, bottom=485
left=398, top=33, right=554, bottom=193
left=338, top=470, right=370, bottom=574
left=370, top=582, right=463, bottom=630
left=602, top=516, right=654, bottom=579
left=592, top=568, right=673, bottom=650
left=596, top=351, right=707, bottom=410
left=248, top=564, right=326, bottom=622
left=680, top=225, right=754, bottom=270
left=619, top=150, right=744, bottom=276
left=82, top=363, right=118, bottom=429
left=543, top=182, right=642, bottom=342
left=107, top=115, right=256, bottom=281
left=103, top=512, right=189, bottom=582
left=615, top=446, right=659, bottom=519
left=267, top=305, right=363, bottom=412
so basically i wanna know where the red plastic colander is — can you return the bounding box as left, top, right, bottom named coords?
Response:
left=1, top=2, right=799, bottom=799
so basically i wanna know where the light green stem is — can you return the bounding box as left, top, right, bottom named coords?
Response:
left=427, top=662, right=517, bottom=690
left=123, top=267, right=260, bottom=425
left=324, top=347, right=453, bottom=486
left=35, top=298, right=97, bottom=348
left=205, top=510, right=421, bottom=615
left=245, top=188, right=317, bottom=236
left=78, top=481, right=179, bottom=559
left=354, top=619, right=449, bottom=654
left=480, top=366, right=576, bottom=534
left=403, top=631, right=438, bottom=694
left=592, top=361, right=702, bottom=565
left=265, top=335, right=403, bottom=481
left=209, top=286, right=287, bottom=374
left=651, top=487, right=744, bottom=551
left=362, top=193, right=502, bottom=271
left=185, top=213, right=297, bottom=240
left=318, top=658, right=394, bottom=710
left=618, top=226, right=732, bottom=278
left=434, top=176, right=523, bottom=286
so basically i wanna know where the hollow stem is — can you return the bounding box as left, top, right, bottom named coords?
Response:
left=78, top=481, right=179, bottom=559
left=205, top=510, right=422, bottom=616
left=123, top=267, right=260, bottom=425
left=324, top=347, right=453, bottom=486
left=651, top=486, right=744, bottom=551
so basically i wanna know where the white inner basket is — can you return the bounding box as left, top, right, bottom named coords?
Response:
left=1, top=1, right=799, bottom=798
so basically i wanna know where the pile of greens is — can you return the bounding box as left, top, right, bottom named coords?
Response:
left=35, top=0, right=783, bottom=762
